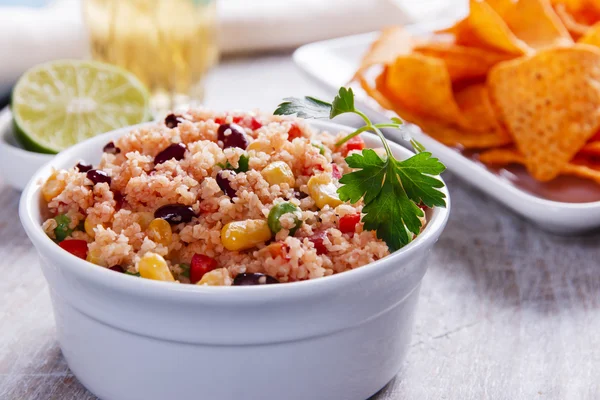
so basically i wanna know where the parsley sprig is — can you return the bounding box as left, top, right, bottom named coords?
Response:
left=275, top=87, right=446, bottom=251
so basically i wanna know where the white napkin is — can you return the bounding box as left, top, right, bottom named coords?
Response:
left=0, top=0, right=451, bottom=94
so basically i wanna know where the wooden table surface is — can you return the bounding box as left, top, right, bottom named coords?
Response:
left=1, top=54, right=599, bottom=400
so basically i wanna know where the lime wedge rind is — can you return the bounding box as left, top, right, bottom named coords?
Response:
left=12, top=59, right=151, bottom=154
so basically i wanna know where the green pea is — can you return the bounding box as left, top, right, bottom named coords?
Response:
left=54, top=214, right=73, bottom=242
left=268, top=202, right=302, bottom=235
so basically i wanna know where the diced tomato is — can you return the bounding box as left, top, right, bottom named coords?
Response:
left=339, top=214, right=361, bottom=234
left=287, top=124, right=303, bottom=141
left=215, top=117, right=225, bottom=124
left=343, top=136, right=365, bottom=156
left=309, top=231, right=328, bottom=255
left=59, top=240, right=88, bottom=260
left=331, top=164, right=342, bottom=180
left=190, top=254, right=218, bottom=283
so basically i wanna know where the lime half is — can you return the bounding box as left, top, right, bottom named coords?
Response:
left=12, top=60, right=151, bottom=154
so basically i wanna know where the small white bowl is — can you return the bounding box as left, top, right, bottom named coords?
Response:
left=19, top=120, right=450, bottom=400
left=0, top=107, right=54, bottom=191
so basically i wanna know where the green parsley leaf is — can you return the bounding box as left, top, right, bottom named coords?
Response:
left=339, top=149, right=446, bottom=251
left=125, top=271, right=141, bottom=277
left=330, top=87, right=356, bottom=118
left=274, top=96, right=332, bottom=119
left=274, top=86, right=447, bottom=251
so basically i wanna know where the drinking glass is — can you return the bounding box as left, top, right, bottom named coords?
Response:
left=84, top=0, right=219, bottom=114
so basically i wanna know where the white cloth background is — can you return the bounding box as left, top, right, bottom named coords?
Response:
left=0, top=0, right=459, bottom=95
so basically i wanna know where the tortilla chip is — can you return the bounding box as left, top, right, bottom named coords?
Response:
left=554, top=3, right=591, bottom=40
left=579, top=140, right=600, bottom=155
left=479, top=147, right=525, bottom=165
left=502, top=0, right=573, bottom=49
left=356, top=27, right=415, bottom=74
left=480, top=146, right=600, bottom=183
left=468, top=0, right=530, bottom=55
left=487, top=45, right=600, bottom=181
left=455, top=83, right=510, bottom=136
left=384, top=54, right=466, bottom=126
left=578, top=21, right=600, bottom=45
left=359, top=72, right=512, bottom=149
left=413, top=41, right=513, bottom=82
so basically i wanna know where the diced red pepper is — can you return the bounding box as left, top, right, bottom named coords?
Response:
left=190, top=254, right=218, bottom=283
left=214, top=117, right=225, bottom=125
left=59, top=240, right=88, bottom=260
left=249, top=117, right=263, bottom=130
left=287, top=124, right=303, bottom=141
left=266, top=241, right=289, bottom=259
left=309, top=231, right=328, bottom=255
left=229, top=116, right=263, bottom=130
left=343, top=136, right=365, bottom=156
left=331, top=164, right=342, bottom=180
left=339, top=213, right=361, bottom=234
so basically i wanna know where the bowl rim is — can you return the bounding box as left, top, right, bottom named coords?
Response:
left=19, top=118, right=450, bottom=300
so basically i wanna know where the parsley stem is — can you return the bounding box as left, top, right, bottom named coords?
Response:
left=371, top=126, right=394, bottom=160
left=335, top=125, right=371, bottom=147
left=354, top=109, right=371, bottom=126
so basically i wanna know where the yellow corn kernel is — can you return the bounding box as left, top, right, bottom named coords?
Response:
left=86, top=247, right=103, bottom=265
left=247, top=140, right=273, bottom=153
left=84, top=216, right=101, bottom=238
left=42, top=172, right=66, bottom=202
left=307, top=173, right=343, bottom=209
left=138, top=252, right=175, bottom=282
left=136, top=212, right=155, bottom=230
left=147, top=218, right=172, bottom=246
left=197, top=268, right=229, bottom=286
left=261, top=161, right=295, bottom=187
left=221, top=219, right=272, bottom=251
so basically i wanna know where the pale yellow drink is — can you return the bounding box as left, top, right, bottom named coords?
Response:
left=84, top=0, right=219, bottom=113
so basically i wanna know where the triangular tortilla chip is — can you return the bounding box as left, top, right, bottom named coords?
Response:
left=413, top=41, right=513, bottom=82
left=384, top=54, right=466, bottom=126
left=578, top=21, right=600, bottom=45
left=356, top=27, right=415, bottom=75
left=358, top=72, right=512, bottom=149
left=554, top=3, right=591, bottom=40
left=479, top=146, right=600, bottom=183
left=487, top=45, right=600, bottom=181
left=503, top=0, right=573, bottom=49
left=468, top=0, right=530, bottom=55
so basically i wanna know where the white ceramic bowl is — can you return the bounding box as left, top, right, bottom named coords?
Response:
left=19, top=120, right=450, bottom=400
left=0, top=107, right=54, bottom=191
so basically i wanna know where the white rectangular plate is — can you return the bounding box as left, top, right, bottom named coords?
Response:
left=293, top=25, right=600, bottom=234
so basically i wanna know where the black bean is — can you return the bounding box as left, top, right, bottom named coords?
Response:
left=154, top=204, right=196, bottom=224
left=293, top=191, right=308, bottom=200
left=76, top=162, right=92, bottom=172
left=165, top=113, right=182, bottom=129
left=216, top=171, right=236, bottom=197
left=86, top=169, right=111, bottom=185
left=103, top=142, right=120, bottom=154
left=154, top=143, right=186, bottom=165
left=113, top=191, right=125, bottom=210
left=217, top=123, right=249, bottom=150
left=233, top=273, right=279, bottom=286
left=109, top=265, right=124, bottom=273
